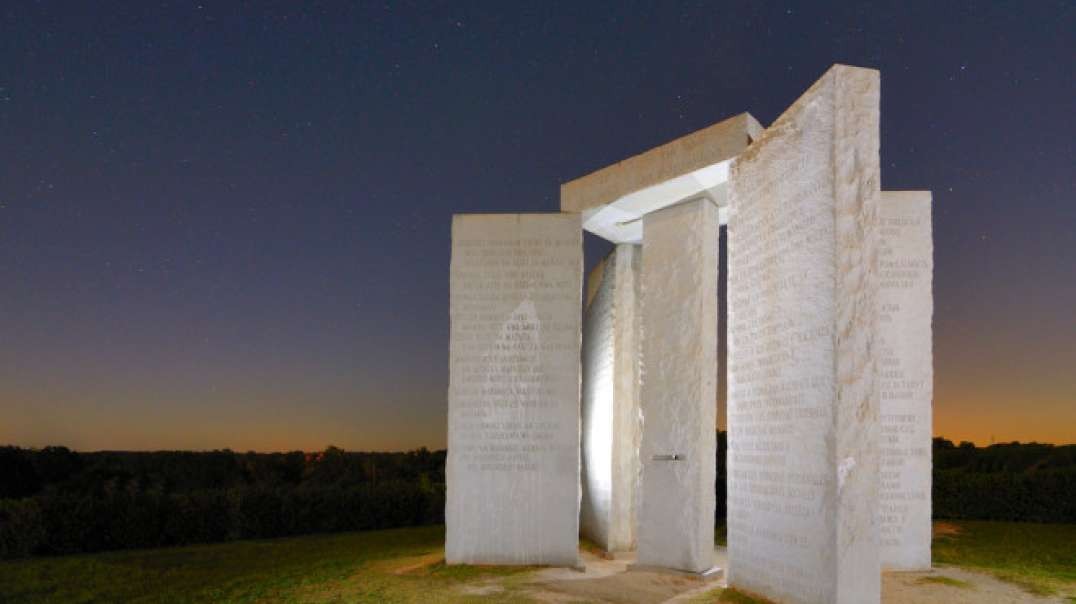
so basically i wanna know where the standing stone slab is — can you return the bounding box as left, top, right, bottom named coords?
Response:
left=727, top=65, right=881, bottom=604
left=581, top=244, right=642, bottom=553
left=446, top=213, right=582, bottom=566
left=637, top=198, right=719, bottom=573
left=878, top=191, right=933, bottom=570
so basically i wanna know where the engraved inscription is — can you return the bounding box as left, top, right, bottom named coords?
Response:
left=726, top=65, right=882, bottom=603
left=446, top=214, right=581, bottom=565
left=728, top=113, right=836, bottom=601
left=877, top=192, right=933, bottom=569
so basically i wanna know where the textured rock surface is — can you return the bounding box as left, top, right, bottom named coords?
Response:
left=581, top=244, right=643, bottom=552
left=446, top=213, right=582, bottom=566
left=637, top=198, right=719, bottom=573
left=726, top=65, right=881, bottom=603
left=878, top=191, right=933, bottom=570
left=560, top=113, right=762, bottom=215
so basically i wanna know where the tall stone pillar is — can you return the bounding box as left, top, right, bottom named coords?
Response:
left=446, top=213, right=582, bottom=566
left=636, top=198, right=719, bottom=574
left=727, top=65, right=881, bottom=604
left=580, top=244, right=643, bottom=553
left=878, top=191, right=933, bottom=570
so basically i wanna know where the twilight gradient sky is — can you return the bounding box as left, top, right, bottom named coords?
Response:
left=2, top=2, right=1073, bottom=451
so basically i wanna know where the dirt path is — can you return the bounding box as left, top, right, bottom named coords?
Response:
left=883, top=566, right=1069, bottom=604
left=515, top=548, right=725, bottom=603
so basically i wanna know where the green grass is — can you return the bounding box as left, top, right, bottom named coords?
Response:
left=688, top=587, right=773, bottom=603
left=916, top=575, right=972, bottom=588
left=2, top=520, right=1074, bottom=603
left=709, top=520, right=1075, bottom=601
left=0, top=525, right=535, bottom=603
left=932, top=520, right=1076, bottom=596
left=716, top=589, right=773, bottom=603
left=714, top=523, right=727, bottom=547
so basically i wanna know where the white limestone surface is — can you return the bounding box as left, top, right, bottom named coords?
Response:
left=636, top=198, right=719, bottom=574
left=878, top=191, right=933, bottom=570
left=581, top=244, right=643, bottom=553
left=561, top=113, right=762, bottom=215
left=726, top=65, right=881, bottom=604
left=446, top=213, right=582, bottom=566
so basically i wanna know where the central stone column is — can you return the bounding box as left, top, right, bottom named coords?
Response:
left=636, top=197, right=719, bottom=574
left=580, top=243, right=643, bottom=553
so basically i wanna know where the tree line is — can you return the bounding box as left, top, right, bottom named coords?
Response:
left=0, top=446, right=445, bottom=559
left=713, top=435, right=1076, bottom=524
left=2, top=436, right=1074, bottom=559
left=931, top=437, right=1076, bottom=523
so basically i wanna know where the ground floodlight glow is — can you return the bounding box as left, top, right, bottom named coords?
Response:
left=580, top=256, right=617, bottom=548
left=584, top=349, right=615, bottom=496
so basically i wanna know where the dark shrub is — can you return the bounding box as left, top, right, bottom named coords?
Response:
left=0, top=499, right=45, bottom=558
left=933, top=468, right=1076, bottom=523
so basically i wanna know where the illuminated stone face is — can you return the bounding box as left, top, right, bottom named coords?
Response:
left=447, top=64, right=932, bottom=603
left=445, top=213, right=582, bottom=566
left=636, top=198, right=720, bottom=574
left=877, top=191, right=933, bottom=571
left=580, top=244, right=642, bottom=553
left=727, top=65, right=882, bottom=604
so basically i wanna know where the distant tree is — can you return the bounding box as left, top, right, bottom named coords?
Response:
left=31, top=446, right=83, bottom=489
left=0, top=447, right=40, bottom=498
left=933, top=437, right=955, bottom=450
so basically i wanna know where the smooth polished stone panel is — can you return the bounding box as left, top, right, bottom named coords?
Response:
left=726, top=64, right=881, bottom=604
left=878, top=191, right=933, bottom=570
left=637, top=198, right=719, bottom=574
left=446, top=213, right=582, bottom=566
left=581, top=244, right=643, bottom=553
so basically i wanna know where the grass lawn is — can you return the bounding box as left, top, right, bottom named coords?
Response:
left=1, top=520, right=1074, bottom=603
left=0, top=525, right=534, bottom=603
left=932, top=519, right=1076, bottom=597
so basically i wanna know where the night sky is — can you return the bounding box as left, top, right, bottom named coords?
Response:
left=2, top=2, right=1073, bottom=451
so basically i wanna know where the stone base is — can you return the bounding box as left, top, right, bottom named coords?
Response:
left=884, top=566, right=934, bottom=574
left=627, top=564, right=724, bottom=581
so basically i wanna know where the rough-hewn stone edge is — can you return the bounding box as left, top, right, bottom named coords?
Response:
left=831, top=65, right=882, bottom=604
left=695, top=200, right=720, bottom=572
left=570, top=213, right=585, bottom=569
left=560, top=113, right=762, bottom=214
left=610, top=244, right=642, bottom=552
left=585, top=254, right=609, bottom=309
